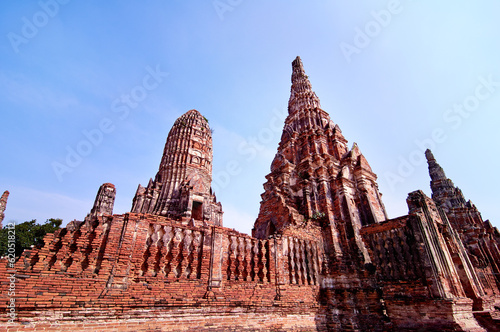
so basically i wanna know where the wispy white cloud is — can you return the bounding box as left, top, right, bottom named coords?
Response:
left=0, top=72, right=79, bottom=111
left=3, top=186, right=91, bottom=225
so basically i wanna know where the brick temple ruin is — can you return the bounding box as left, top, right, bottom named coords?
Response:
left=0, top=191, right=9, bottom=229
left=1, top=57, right=499, bottom=331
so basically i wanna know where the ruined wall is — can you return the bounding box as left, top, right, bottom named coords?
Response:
left=0, top=214, right=325, bottom=331
left=361, top=191, right=490, bottom=331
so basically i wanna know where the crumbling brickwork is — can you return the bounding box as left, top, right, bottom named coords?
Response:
left=362, top=190, right=494, bottom=330
left=1, top=57, right=499, bottom=331
left=0, top=213, right=324, bottom=331
left=426, top=149, right=500, bottom=299
left=83, top=183, right=116, bottom=223
left=0, top=191, right=9, bottom=229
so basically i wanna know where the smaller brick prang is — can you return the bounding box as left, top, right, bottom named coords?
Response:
left=84, top=183, right=116, bottom=223
left=0, top=190, right=9, bottom=228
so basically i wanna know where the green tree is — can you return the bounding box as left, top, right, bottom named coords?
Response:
left=0, top=218, right=62, bottom=257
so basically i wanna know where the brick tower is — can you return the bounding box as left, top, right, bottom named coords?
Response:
left=253, top=56, right=387, bottom=267
left=426, top=149, right=500, bottom=306
left=0, top=190, right=9, bottom=228
left=84, top=183, right=116, bottom=223
left=252, top=57, right=391, bottom=330
left=131, top=109, right=223, bottom=226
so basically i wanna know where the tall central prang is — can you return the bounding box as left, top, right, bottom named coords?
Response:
left=253, top=56, right=388, bottom=268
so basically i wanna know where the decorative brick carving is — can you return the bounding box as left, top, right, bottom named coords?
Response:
left=131, top=109, right=223, bottom=226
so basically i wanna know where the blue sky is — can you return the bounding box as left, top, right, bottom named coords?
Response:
left=1, top=1, right=499, bottom=234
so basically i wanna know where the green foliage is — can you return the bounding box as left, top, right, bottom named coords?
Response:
left=299, top=172, right=310, bottom=180
left=311, top=211, right=325, bottom=220
left=0, top=218, right=62, bottom=257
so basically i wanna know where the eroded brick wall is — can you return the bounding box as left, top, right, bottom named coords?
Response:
left=0, top=214, right=325, bottom=331
left=360, top=191, right=491, bottom=331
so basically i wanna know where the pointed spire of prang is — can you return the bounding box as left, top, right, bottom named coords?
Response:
left=425, top=149, right=466, bottom=212
left=288, top=56, right=321, bottom=115
left=425, top=149, right=447, bottom=181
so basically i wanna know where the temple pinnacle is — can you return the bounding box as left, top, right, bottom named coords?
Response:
left=426, top=149, right=447, bottom=181
left=291, top=56, right=306, bottom=81
left=288, top=56, right=321, bottom=114
left=425, top=149, right=434, bottom=161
